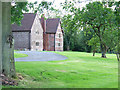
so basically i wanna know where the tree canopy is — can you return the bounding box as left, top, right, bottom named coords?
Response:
left=59, top=0, right=120, bottom=60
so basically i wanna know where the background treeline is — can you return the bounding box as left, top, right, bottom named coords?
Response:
left=54, top=0, right=120, bottom=60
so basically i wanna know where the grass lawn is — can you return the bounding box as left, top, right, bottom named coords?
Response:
left=14, top=53, right=28, bottom=58
left=6, top=51, right=118, bottom=88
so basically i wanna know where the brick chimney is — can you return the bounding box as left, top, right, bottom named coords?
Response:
left=41, top=14, right=47, bottom=51
left=41, top=14, right=46, bottom=33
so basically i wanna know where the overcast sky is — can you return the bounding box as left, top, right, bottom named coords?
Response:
left=27, top=0, right=90, bottom=9
left=26, top=0, right=90, bottom=17
left=27, top=0, right=119, bottom=9
left=27, top=0, right=118, bottom=17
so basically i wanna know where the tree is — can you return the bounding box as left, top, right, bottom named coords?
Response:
left=2, top=2, right=15, bottom=78
left=88, top=36, right=100, bottom=56
left=61, top=0, right=82, bottom=51
left=54, top=0, right=119, bottom=60
left=114, top=1, right=120, bottom=61
left=72, top=31, right=92, bottom=52
left=11, top=2, right=28, bottom=25
left=1, top=2, right=29, bottom=78
left=0, top=2, right=2, bottom=79
left=105, top=1, right=120, bottom=61
left=81, top=1, right=115, bottom=58
left=1, top=1, right=53, bottom=78
left=61, top=13, right=81, bottom=51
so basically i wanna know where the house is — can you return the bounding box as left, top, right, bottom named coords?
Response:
left=12, top=13, right=63, bottom=51
left=40, top=15, right=64, bottom=51
left=12, top=13, right=43, bottom=51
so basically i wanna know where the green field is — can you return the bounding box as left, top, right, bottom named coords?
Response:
left=6, top=52, right=119, bottom=88
left=14, top=53, right=28, bottom=58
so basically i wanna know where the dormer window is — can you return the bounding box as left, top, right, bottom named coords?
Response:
left=36, top=31, right=39, bottom=34
left=58, top=43, right=60, bottom=46
left=59, top=34, right=61, bottom=38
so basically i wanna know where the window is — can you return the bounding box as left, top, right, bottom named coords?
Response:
left=58, top=43, right=60, bottom=46
left=59, top=34, right=61, bottom=38
left=36, top=31, right=39, bottom=34
left=36, top=42, right=39, bottom=46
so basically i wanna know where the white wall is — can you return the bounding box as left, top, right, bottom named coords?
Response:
left=55, top=23, right=63, bottom=51
left=31, top=14, right=43, bottom=51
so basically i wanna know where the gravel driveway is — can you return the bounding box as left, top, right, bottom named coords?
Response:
left=15, top=51, right=67, bottom=62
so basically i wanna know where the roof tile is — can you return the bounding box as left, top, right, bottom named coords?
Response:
left=46, top=18, right=60, bottom=33
left=12, top=13, right=36, bottom=31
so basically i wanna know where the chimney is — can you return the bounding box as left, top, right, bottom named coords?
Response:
left=41, top=14, right=46, bottom=33
left=41, top=14, right=47, bottom=51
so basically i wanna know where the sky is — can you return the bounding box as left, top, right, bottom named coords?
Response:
left=27, top=0, right=119, bottom=6
left=27, top=0, right=118, bottom=17
left=27, top=0, right=90, bottom=9
left=27, top=0, right=119, bottom=10
left=27, top=0, right=90, bottom=17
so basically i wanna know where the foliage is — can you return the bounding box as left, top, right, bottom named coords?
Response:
left=11, top=1, right=54, bottom=25
left=106, top=1, right=120, bottom=60
left=79, top=1, right=117, bottom=58
left=59, top=0, right=120, bottom=59
left=11, top=2, right=29, bottom=25
left=88, top=36, right=100, bottom=53
left=61, top=13, right=80, bottom=51
left=61, top=0, right=86, bottom=51
left=28, top=1, right=53, bottom=16
left=71, top=31, right=91, bottom=52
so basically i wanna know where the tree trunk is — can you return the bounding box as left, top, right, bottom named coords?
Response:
left=67, top=46, right=70, bottom=51
left=0, top=2, right=2, bottom=88
left=2, top=2, right=15, bottom=78
left=100, top=43, right=107, bottom=58
left=116, top=54, right=119, bottom=61
left=93, top=50, right=96, bottom=56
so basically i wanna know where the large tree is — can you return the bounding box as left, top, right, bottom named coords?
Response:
left=60, top=0, right=85, bottom=51
left=0, top=2, right=2, bottom=80
left=1, top=1, right=53, bottom=78
left=114, top=1, right=120, bottom=61
left=1, top=2, right=29, bottom=78
left=103, top=1, right=120, bottom=61
left=60, top=0, right=118, bottom=59
left=81, top=1, right=116, bottom=58
left=2, top=2, right=15, bottom=78
left=61, top=14, right=80, bottom=51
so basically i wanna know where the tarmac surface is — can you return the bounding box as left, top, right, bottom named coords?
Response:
left=15, top=51, right=67, bottom=62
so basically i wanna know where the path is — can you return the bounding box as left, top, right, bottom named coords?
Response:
left=15, top=51, right=67, bottom=62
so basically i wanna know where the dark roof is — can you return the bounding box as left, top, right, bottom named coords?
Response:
left=46, top=18, right=60, bottom=33
left=12, top=13, right=36, bottom=32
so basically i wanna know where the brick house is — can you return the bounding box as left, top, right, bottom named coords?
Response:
left=12, top=13, right=63, bottom=51
left=12, top=13, right=43, bottom=51
left=41, top=16, right=63, bottom=51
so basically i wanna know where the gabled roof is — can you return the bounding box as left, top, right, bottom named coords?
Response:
left=46, top=18, right=60, bottom=34
left=12, top=13, right=36, bottom=32
left=12, top=13, right=61, bottom=33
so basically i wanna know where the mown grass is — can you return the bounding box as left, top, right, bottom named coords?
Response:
left=5, top=51, right=118, bottom=88
left=14, top=53, right=28, bottom=58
